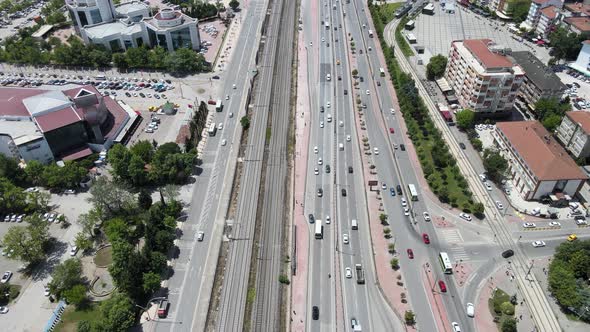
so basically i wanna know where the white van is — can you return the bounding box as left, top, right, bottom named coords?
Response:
left=351, top=219, right=358, bottom=230
left=327, top=114, right=332, bottom=122
left=339, top=143, right=344, bottom=151
left=326, top=73, right=331, bottom=81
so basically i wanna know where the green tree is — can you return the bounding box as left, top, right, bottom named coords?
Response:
left=112, top=52, right=128, bottom=69
left=482, top=149, right=508, bottom=184
left=241, top=116, right=251, bottom=129
left=88, top=46, right=112, bottom=67
left=130, top=140, right=155, bottom=163
left=74, top=232, right=93, bottom=253
left=426, top=54, right=447, bottom=80
left=229, top=0, right=240, bottom=10
left=501, top=317, right=518, bottom=332
left=0, top=178, right=28, bottom=215
left=148, top=250, right=168, bottom=274
left=46, top=11, right=66, bottom=24
left=379, top=213, right=388, bottom=225
left=48, top=258, right=84, bottom=299
left=473, top=202, right=485, bottom=218
left=108, top=144, right=132, bottom=180
left=104, top=218, right=132, bottom=243
left=87, top=177, right=135, bottom=216
left=147, top=46, right=168, bottom=69
left=77, top=320, right=92, bottom=332
left=164, top=48, right=207, bottom=73
left=128, top=154, right=148, bottom=186
left=0, top=154, right=27, bottom=185
left=506, top=0, right=531, bottom=23
left=455, top=109, right=475, bottom=130
left=404, top=310, right=416, bottom=325
left=138, top=189, right=153, bottom=210
left=77, top=208, right=102, bottom=238
left=2, top=215, right=49, bottom=264
left=542, top=113, right=563, bottom=132
left=62, top=284, right=88, bottom=307
left=549, top=27, right=586, bottom=61
left=124, top=46, right=150, bottom=68
left=548, top=259, right=581, bottom=308
left=24, top=159, right=45, bottom=185
left=94, top=293, right=136, bottom=332
left=109, top=240, right=145, bottom=300
left=470, top=138, right=483, bottom=152
left=142, top=271, right=161, bottom=293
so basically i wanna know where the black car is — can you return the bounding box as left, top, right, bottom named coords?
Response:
left=574, top=215, right=586, bottom=221
left=308, top=214, right=315, bottom=223
left=320, top=106, right=325, bottom=113
left=165, top=79, right=172, bottom=84
left=342, top=189, right=347, bottom=197
left=125, top=92, right=131, bottom=97
left=377, top=81, right=381, bottom=86
left=317, top=188, right=323, bottom=197
left=459, top=142, right=466, bottom=150
left=400, top=144, right=406, bottom=151
left=325, top=165, right=331, bottom=173
left=344, top=89, right=348, bottom=95
left=139, top=92, right=146, bottom=98
left=348, top=166, right=353, bottom=173
left=359, top=77, right=364, bottom=82
left=312, top=306, right=319, bottom=320
left=501, top=249, right=514, bottom=259
left=212, top=75, right=220, bottom=80
left=396, top=185, right=402, bottom=195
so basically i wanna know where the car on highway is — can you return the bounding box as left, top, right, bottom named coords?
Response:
left=390, top=187, right=395, bottom=196
left=576, top=219, right=588, bottom=225
left=422, top=233, right=430, bottom=244
left=400, top=144, right=405, bottom=151
left=320, top=121, right=324, bottom=128
left=365, top=89, right=370, bottom=95
left=232, top=84, right=236, bottom=89
left=318, top=158, right=323, bottom=165
left=568, top=234, right=578, bottom=241
left=346, top=135, right=351, bottom=141
left=495, top=201, right=504, bottom=209
left=225, top=94, right=229, bottom=100
left=345, top=267, right=352, bottom=278
left=197, top=231, right=205, bottom=241
left=344, top=89, right=348, bottom=95
left=339, top=121, right=344, bottom=127
left=325, top=165, right=331, bottom=173
left=325, top=215, right=330, bottom=224
left=343, top=233, right=349, bottom=244
left=438, top=280, right=447, bottom=292
left=459, top=142, right=466, bottom=150
left=314, top=168, right=319, bottom=175
left=451, top=322, right=461, bottom=332
left=218, top=123, right=223, bottom=130
left=523, top=222, right=536, bottom=228
left=501, top=249, right=514, bottom=258
left=459, top=213, right=472, bottom=221
left=549, top=221, right=561, bottom=227
left=309, top=214, right=315, bottom=223
left=389, top=127, right=394, bottom=133
left=390, top=108, right=395, bottom=114
left=221, top=139, right=227, bottom=146
left=320, top=106, right=324, bottom=113
left=381, top=182, right=387, bottom=190
left=348, top=166, right=353, bottom=174
left=317, top=188, right=323, bottom=197
left=406, top=249, right=414, bottom=259
left=404, top=208, right=410, bottom=216
left=0, top=306, right=8, bottom=314
left=466, top=303, right=474, bottom=317
left=401, top=197, right=407, bottom=207
left=1, top=271, right=12, bottom=283
left=312, top=306, right=319, bottom=320
left=373, top=147, right=379, bottom=155
left=326, top=101, right=331, bottom=108
left=485, top=182, right=492, bottom=191
left=423, top=212, right=431, bottom=221
left=532, top=240, right=546, bottom=247
left=341, top=189, right=347, bottom=197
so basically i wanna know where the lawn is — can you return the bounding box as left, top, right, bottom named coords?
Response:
left=93, top=246, right=113, bottom=267
left=375, top=2, right=403, bottom=23
left=54, top=304, right=101, bottom=332
left=488, top=288, right=516, bottom=327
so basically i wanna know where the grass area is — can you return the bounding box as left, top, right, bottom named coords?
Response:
left=266, top=127, right=272, bottom=141
left=369, top=4, right=477, bottom=213
left=54, top=303, right=101, bottom=332
left=488, top=288, right=515, bottom=327
left=375, top=2, right=403, bottom=22
left=246, top=287, right=256, bottom=305
left=395, top=17, right=414, bottom=57
left=93, top=246, right=113, bottom=267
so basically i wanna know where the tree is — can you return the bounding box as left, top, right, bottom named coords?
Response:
left=404, top=310, right=416, bottom=325
left=74, top=232, right=93, bottom=252
left=128, top=154, right=148, bottom=186
left=470, top=138, right=483, bottom=152
left=2, top=218, right=48, bottom=265
left=109, top=240, right=145, bottom=300
left=390, top=258, right=399, bottom=269
left=138, top=189, right=153, bottom=210
left=104, top=218, right=132, bottom=243
left=130, top=140, right=155, bottom=163
left=501, top=317, right=518, bottom=332
left=24, top=159, right=45, bottom=185
left=77, top=320, right=92, bottom=332
left=142, top=271, right=161, bottom=294
left=26, top=191, right=51, bottom=213
left=124, top=46, right=150, bottom=68
left=543, top=113, right=563, bottom=132
left=229, top=0, right=240, bottom=10
left=241, top=116, right=251, bottom=130
left=549, top=27, right=586, bottom=62
left=108, top=144, right=132, bottom=180
left=87, top=177, right=135, bottom=216
left=46, top=11, right=66, bottom=24
left=94, top=293, right=137, bottom=332
left=379, top=213, right=388, bottom=225
left=164, top=48, right=207, bottom=73
left=352, top=68, right=358, bottom=77
left=62, top=284, right=88, bottom=307
left=472, top=202, right=485, bottom=218
left=455, top=109, right=475, bottom=130
left=148, top=46, right=168, bottom=69
left=78, top=208, right=102, bottom=238
left=48, top=258, right=84, bottom=299
left=482, top=149, right=508, bottom=184
left=506, top=0, right=531, bottom=23
left=426, top=54, right=447, bottom=80
left=112, top=52, right=128, bottom=69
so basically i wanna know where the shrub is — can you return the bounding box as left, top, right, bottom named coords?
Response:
left=501, top=302, right=515, bottom=315
left=390, top=258, right=399, bottom=270
left=278, top=275, right=290, bottom=285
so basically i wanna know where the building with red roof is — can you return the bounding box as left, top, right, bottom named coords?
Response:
left=556, top=111, right=590, bottom=159
left=0, top=85, right=134, bottom=164
left=444, top=39, right=525, bottom=116
left=524, top=0, right=564, bottom=33
left=494, top=121, right=587, bottom=200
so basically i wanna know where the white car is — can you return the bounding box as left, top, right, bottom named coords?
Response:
left=390, top=108, right=395, bottom=114
left=0, top=306, right=8, bottom=314
left=218, top=123, right=223, bottom=130
left=423, top=212, right=431, bottom=221
left=495, top=201, right=504, bottom=209
left=345, top=267, right=352, bottom=278
left=339, top=121, right=344, bottom=127
left=532, top=240, right=546, bottom=248
left=221, top=139, right=227, bottom=146
left=365, top=89, right=370, bottom=95
left=326, top=101, right=331, bottom=108
left=549, top=221, right=561, bottom=228
left=346, top=135, right=351, bottom=142
left=320, top=121, right=324, bottom=128
left=1, top=271, right=12, bottom=283
left=523, top=222, right=536, bottom=228
left=64, top=189, right=76, bottom=195
left=197, top=231, right=205, bottom=241
left=314, top=146, right=318, bottom=154
left=478, top=174, right=486, bottom=182
left=381, top=183, right=387, bottom=190
left=318, top=158, right=323, bottom=165
left=44, top=286, right=50, bottom=296
left=576, top=219, right=588, bottom=225
left=466, top=303, right=474, bottom=317
left=404, top=208, right=410, bottom=216
left=326, top=215, right=330, bottom=224
left=373, top=147, right=379, bottom=155
left=321, top=37, right=325, bottom=42
left=314, top=168, right=319, bottom=175
left=232, top=84, right=236, bottom=89
left=401, top=198, right=407, bottom=207
left=225, top=94, right=229, bottom=100
left=343, top=233, right=349, bottom=244
left=485, top=182, right=492, bottom=191
left=69, top=246, right=79, bottom=256
left=451, top=322, right=461, bottom=332
left=459, top=213, right=472, bottom=221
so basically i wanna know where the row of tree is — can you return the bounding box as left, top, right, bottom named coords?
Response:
left=108, top=141, right=195, bottom=187
left=534, top=97, right=572, bottom=132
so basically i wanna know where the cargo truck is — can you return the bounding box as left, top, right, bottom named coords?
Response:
left=355, top=264, right=365, bottom=284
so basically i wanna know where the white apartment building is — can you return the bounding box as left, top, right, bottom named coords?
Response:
left=444, top=39, right=525, bottom=116
left=556, top=111, right=590, bottom=159
left=488, top=0, right=511, bottom=19
left=66, top=0, right=200, bottom=52
left=535, top=6, right=560, bottom=38
left=523, top=0, right=564, bottom=31
left=494, top=121, right=587, bottom=200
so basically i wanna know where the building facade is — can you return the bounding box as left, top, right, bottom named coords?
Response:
left=536, top=6, right=560, bottom=37
left=494, top=121, right=588, bottom=200
left=524, top=0, right=564, bottom=32
left=509, top=51, right=566, bottom=116
left=556, top=111, right=590, bottom=159
left=570, top=40, right=590, bottom=75
left=444, top=39, right=525, bottom=116
left=66, top=0, right=200, bottom=52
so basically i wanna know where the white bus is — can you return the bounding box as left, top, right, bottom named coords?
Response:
left=315, top=220, right=323, bottom=239
left=439, top=252, right=453, bottom=274
left=215, top=100, right=223, bottom=112
left=208, top=123, right=217, bottom=136
left=406, top=33, right=417, bottom=44
left=379, top=67, right=385, bottom=77
left=368, top=29, right=374, bottom=38
left=408, top=184, right=418, bottom=201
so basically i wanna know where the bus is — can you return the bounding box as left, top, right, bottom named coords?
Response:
left=208, top=123, right=217, bottom=136
left=368, top=29, right=374, bottom=38
left=315, top=221, right=323, bottom=239
left=408, top=184, right=418, bottom=201
left=405, top=20, right=415, bottom=30
left=379, top=67, right=385, bottom=77
left=215, top=100, right=223, bottom=112
left=439, top=252, right=453, bottom=274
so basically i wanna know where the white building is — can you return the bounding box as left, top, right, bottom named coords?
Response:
left=494, top=121, right=587, bottom=200
left=523, top=0, right=564, bottom=32
left=66, top=0, right=200, bottom=52
left=556, top=111, right=590, bottom=159
left=570, top=40, right=590, bottom=76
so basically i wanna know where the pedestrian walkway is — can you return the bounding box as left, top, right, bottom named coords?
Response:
left=449, top=246, right=469, bottom=262
left=439, top=229, right=463, bottom=244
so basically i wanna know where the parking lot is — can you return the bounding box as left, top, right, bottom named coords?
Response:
left=410, top=2, right=551, bottom=63
left=0, top=0, right=45, bottom=41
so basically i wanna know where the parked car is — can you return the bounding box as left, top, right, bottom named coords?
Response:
left=532, top=241, right=546, bottom=247
left=197, top=231, right=205, bottom=241
left=523, top=222, right=536, bottom=228
left=459, top=213, right=472, bottom=221
left=501, top=249, right=514, bottom=258
left=1, top=271, right=12, bottom=283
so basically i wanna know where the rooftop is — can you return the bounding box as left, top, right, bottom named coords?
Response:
left=564, top=3, right=590, bottom=16
left=497, top=121, right=588, bottom=181
left=0, top=88, right=48, bottom=117
left=34, top=106, right=82, bottom=133
left=564, top=16, right=590, bottom=33
left=462, top=39, right=514, bottom=69
left=540, top=5, right=559, bottom=19
left=115, top=1, right=148, bottom=16
left=565, top=111, right=590, bottom=134
left=22, top=90, right=72, bottom=117
left=83, top=20, right=143, bottom=39
left=510, top=51, right=566, bottom=92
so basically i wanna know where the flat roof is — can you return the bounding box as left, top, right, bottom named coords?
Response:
left=31, top=24, right=53, bottom=38
left=115, top=1, right=148, bottom=16
left=540, top=6, right=558, bottom=19
left=34, top=106, right=82, bottom=133
left=497, top=121, right=588, bottom=181
left=0, top=119, right=41, bottom=143
left=83, top=20, right=143, bottom=39
left=565, top=3, right=590, bottom=16
left=23, top=90, right=72, bottom=117
left=462, top=39, right=514, bottom=69
left=510, top=51, right=566, bottom=92
left=566, top=111, right=590, bottom=135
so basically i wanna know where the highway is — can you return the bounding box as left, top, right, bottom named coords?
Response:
left=251, top=0, right=296, bottom=329
left=151, top=1, right=268, bottom=331
left=215, top=0, right=285, bottom=330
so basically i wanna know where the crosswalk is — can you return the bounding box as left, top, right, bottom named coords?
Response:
left=439, top=229, right=470, bottom=262
left=439, top=229, right=463, bottom=244
left=449, top=246, right=470, bottom=263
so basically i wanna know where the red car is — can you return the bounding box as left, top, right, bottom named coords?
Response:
left=407, top=249, right=414, bottom=259
left=438, top=280, right=447, bottom=292
left=389, top=127, right=395, bottom=134
left=422, top=233, right=430, bottom=244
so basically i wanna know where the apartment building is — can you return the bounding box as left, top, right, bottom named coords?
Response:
left=488, top=0, right=510, bottom=19
left=536, top=6, right=560, bottom=37
left=524, top=0, right=564, bottom=31
left=510, top=51, right=566, bottom=116
left=556, top=111, right=590, bottom=159
left=494, top=121, right=587, bottom=200
left=444, top=39, right=525, bottom=116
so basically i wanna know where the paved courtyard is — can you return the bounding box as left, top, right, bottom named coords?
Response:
left=410, top=2, right=551, bottom=63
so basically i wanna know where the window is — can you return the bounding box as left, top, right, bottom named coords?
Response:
left=89, top=9, right=102, bottom=24
left=109, top=39, right=122, bottom=52
left=69, top=9, right=78, bottom=26
left=170, top=27, right=192, bottom=50
left=136, top=37, right=144, bottom=47
left=157, top=34, right=168, bottom=49
left=124, top=40, right=132, bottom=49
left=77, top=11, right=88, bottom=27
